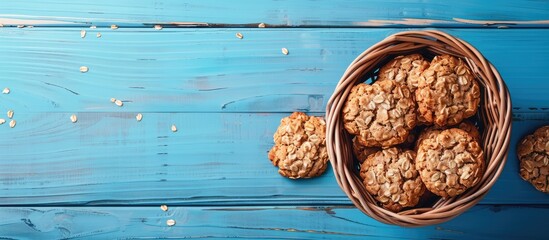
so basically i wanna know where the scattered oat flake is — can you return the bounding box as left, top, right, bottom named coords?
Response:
left=281, top=48, right=289, bottom=55
left=9, top=120, right=16, bottom=128
left=111, top=24, right=118, bottom=30
left=160, top=205, right=168, bottom=211
left=70, top=114, right=78, bottom=123
left=166, top=219, right=176, bottom=226
left=115, top=99, right=123, bottom=107
left=81, top=30, right=86, bottom=38
left=7, top=110, right=13, bottom=119
left=154, top=25, right=163, bottom=30
left=258, top=23, right=266, bottom=28
left=80, top=66, right=89, bottom=73
left=136, top=113, right=143, bottom=122
left=171, top=124, right=177, bottom=132
left=0, top=119, right=5, bottom=125
left=2, top=88, right=10, bottom=94
left=236, top=32, right=243, bottom=39
left=96, top=32, right=102, bottom=38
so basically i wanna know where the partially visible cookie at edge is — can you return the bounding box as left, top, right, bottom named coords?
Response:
left=360, top=147, right=426, bottom=212
left=377, top=53, right=430, bottom=94
left=268, top=112, right=328, bottom=179
left=343, top=80, right=417, bottom=147
left=517, top=125, right=549, bottom=193
left=416, top=55, right=481, bottom=127
left=416, top=128, right=484, bottom=198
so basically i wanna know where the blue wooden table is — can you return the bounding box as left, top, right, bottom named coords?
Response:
left=0, top=1, right=548, bottom=239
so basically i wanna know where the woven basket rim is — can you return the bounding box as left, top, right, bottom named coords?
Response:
left=325, top=30, right=512, bottom=227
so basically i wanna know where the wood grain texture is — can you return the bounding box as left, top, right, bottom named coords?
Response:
left=1, top=1, right=548, bottom=236
left=0, top=28, right=547, bottom=113
left=0, top=112, right=546, bottom=205
left=0, top=0, right=548, bottom=28
left=0, top=205, right=547, bottom=239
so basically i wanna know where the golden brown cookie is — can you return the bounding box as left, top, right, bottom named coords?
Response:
left=517, top=126, right=549, bottom=193
left=416, top=128, right=484, bottom=198
left=343, top=80, right=417, bottom=147
left=378, top=54, right=430, bottom=94
left=360, top=147, right=425, bottom=212
left=416, top=55, right=481, bottom=127
left=268, top=112, right=328, bottom=179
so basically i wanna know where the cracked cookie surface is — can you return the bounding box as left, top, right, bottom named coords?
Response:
left=360, top=147, right=425, bottom=212
left=378, top=53, right=430, bottom=94
left=343, top=80, right=417, bottom=147
left=416, top=128, right=484, bottom=198
left=268, top=112, right=328, bottom=179
left=416, top=55, right=480, bottom=127
left=517, top=126, right=549, bottom=193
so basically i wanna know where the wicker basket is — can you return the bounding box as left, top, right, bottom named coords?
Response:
left=325, top=30, right=512, bottom=226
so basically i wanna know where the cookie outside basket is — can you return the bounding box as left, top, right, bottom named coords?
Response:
left=325, top=30, right=512, bottom=226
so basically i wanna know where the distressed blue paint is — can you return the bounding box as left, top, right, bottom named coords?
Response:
left=0, top=28, right=547, bottom=113
left=0, top=206, right=546, bottom=239
left=0, top=0, right=548, bottom=238
left=0, top=0, right=548, bottom=27
left=0, top=113, right=546, bottom=205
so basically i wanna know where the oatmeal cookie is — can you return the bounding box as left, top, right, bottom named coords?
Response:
left=378, top=54, right=430, bottom=94
left=268, top=112, right=328, bottom=179
left=416, top=55, right=480, bottom=127
left=360, top=147, right=425, bottom=212
left=416, top=128, right=484, bottom=198
left=343, top=80, right=417, bottom=147
left=517, top=126, right=549, bottom=193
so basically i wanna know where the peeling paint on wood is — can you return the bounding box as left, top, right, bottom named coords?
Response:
left=0, top=1, right=547, bottom=28
left=453, top=18, right=549, bottom=26
left=0, top=17, right=73, bottom=26
left=360, top=18, right=453, bottom=26
left=0, top=206, right=546, bottom=239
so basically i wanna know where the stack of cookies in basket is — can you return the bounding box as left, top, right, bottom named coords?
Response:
left=344, top=54, right=485, bottom=212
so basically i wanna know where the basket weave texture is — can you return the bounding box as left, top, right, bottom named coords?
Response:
left=325, top=30, right=512, bottom=226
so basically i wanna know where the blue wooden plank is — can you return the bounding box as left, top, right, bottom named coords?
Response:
left=0, top=205, right=546, bottom=239
left=0, top=112, right=345, bottom=206
left=0, top=1, right=546, bottom=238
left=0, top=28, right=547, bottom=113
left=0, top=112, right=546, bottom=205
left=0, top=0, right=548, bottom=28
